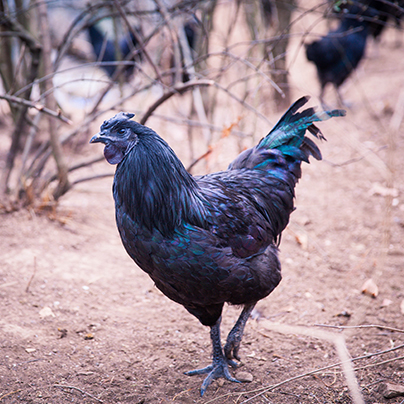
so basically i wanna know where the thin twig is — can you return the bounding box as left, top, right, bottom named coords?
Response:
left=53, top=385, right=103, bottom=403
left=323, top=145, right=388, bottom=168
left=113, top=0, right=163, bottom=82
left=158, top=0, right=182, bottom=84
left=172, top=388, right=193, bottom=401
left=362, top=379, right=385, bottom=389
left=145, top=112, right=251, bottom=139
left=72, top=174, right=113, bottom=186
left=220, top=50, right=282, bottom=94
left=140, top=79, right=214, bottom=125
left=321, top=356, right=404, bottom=375
left=204, top=343, right=404, bottom=404
left=25, top=256, right=37, bottom=293
left=187, top=148, right=212, bottom=171
left=19, top=112, right=41, bottom=192
left=239, top=344, right=404, bottom=404
left=315, top=324, right=404, bottom=334
left=0, top=390, right=21, bottom=401
left=211, top=80, right=272, bottom=125
left=353, top=355, right=404, bottom=372
left=48, top=156, right=106, bottom=184
left=0, top=94, right=72, bottom=125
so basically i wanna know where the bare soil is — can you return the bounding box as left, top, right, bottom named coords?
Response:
left=1, top=9, right=404, bottom=404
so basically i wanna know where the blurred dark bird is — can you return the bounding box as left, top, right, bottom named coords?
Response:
left=87, top=23, right=142, bottom=79
left=305, top=3, right=376, bottom=107
left=357, top=0, right=404, bottom=41
left=184, top=21, right=197, bottom=50
left=261, top=0, right=274, bottom=25
left=171, top=20, right=198, bottom=83
left=90, top=97, right=345, bottom=396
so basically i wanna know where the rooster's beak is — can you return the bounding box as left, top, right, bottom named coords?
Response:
left=90, top=133, right=108, bottom=144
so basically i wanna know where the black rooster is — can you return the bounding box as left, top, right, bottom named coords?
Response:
left=90, top=97, right=344, bottom=396
left=359, top=0, right=404, bottom=41
left=88, top=23, right=142, bottom=79
left=305, top=3, right=375, bottom=107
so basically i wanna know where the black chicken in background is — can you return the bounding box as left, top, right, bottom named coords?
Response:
left=305, top=2, right=376, bottom=107
left=261, top=0, right=274, bottom=24
left=170, top=20, right=198, bottom=83
left=184, top=21, right=197, bottom=52
left=90, top=97, right=345, bottom=396
left=355, top=0, right=404, bottom=41
left=87, top=23, right=142, bottom=79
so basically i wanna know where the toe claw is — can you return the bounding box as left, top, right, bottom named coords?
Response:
left=187, top=356, right=241, bottom=396
left=199, top=363, right=240, bottom=396
left=184, top=364, right=213, bottom=376
left=227, top=358, right=239, bottom=369
left=200, top=372, right=215, bottom=396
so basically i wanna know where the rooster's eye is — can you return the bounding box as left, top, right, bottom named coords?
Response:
left=118, top=128, right=126, bottom=134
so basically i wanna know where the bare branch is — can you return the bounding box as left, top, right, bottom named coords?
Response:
left=0, top=9, right=42, bottom=196
left=72, top=174, right=113, bottom=186
left=113, top=0, right=164, bottom=82
left=0, top=94, right=72, bottom=124
left=187, top=148, right=212, bottom=172
left=140, top=79, right=214, bottom=125
left=48, top=156, right=107, bottom=184
left=315, top=323, right=404, bottom=334
left=37, top=0, right=70, bottom=201
left=211, top=80, right=272, bottom=125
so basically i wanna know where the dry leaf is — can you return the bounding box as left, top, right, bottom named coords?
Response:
left=25, top=348, right=36, bottom=353
left=295, top=232, right=308, bottom=250
left=84, top=333, right=94, bottom=340
left=361, top=279, right=378, bottom=298
left=221, top=116, right=241, bottom=138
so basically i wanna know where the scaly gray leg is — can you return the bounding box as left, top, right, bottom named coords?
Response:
left=185, top=317, right=240, bottom=396
left=320, top=86, right=329, bottom=110
left=224, top=302, right=256, bottom=362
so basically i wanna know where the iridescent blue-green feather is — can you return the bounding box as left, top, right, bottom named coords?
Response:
left=258, top=96, right=346, bottom=161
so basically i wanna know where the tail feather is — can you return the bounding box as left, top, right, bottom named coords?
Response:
left=301, top=137, right=322, bottom=161
left=258, top=96, right=345, bottom=161
left=228, top=96, right=345, bottom=172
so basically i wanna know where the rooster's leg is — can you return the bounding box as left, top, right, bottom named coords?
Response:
left=335, top=86, right=345, bottom=108
left=319, top=86, right=328, bottom=110
left=224, top=302, right=256, bottom=362
left=185, top=317, right=240, bottom=396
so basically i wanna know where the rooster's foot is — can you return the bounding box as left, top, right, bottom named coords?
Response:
left=185, top=356, right=240, bottom=396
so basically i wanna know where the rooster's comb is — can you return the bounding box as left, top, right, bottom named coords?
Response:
left=101, top=112, right=135, bottom=130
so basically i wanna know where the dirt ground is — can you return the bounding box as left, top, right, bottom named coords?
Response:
left=1, top=5, right=404, bottom=404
